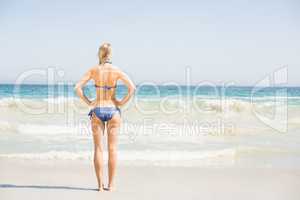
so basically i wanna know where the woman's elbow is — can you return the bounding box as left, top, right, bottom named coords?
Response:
left=129, top=86, right=136, bottom=96
left=74, top=84, right=81, bottom=94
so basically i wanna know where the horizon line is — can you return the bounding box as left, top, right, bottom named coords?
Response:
left=0, top=83, right=300, bottom=88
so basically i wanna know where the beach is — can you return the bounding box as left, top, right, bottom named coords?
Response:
left=1, top=0, right=300, bottom=198
left=1, top=85, right=300, bottom=199
left=1, top=159, right=300, bottom=200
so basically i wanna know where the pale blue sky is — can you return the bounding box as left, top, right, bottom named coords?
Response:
left=0, top=0, right=299, bottom=85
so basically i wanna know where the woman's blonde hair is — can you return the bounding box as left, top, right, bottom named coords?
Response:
left=98, top=42, right=112, bottom=64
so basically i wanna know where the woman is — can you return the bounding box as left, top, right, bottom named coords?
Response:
left=75, top=43, right=135, bottom=191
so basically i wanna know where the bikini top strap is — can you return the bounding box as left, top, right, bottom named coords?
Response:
left=94, top=85, right=117, bottom=89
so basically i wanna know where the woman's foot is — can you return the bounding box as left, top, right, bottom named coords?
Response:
left=98, top=184, right=105, bottom=192
left=107, top=184, right=114, bottom=192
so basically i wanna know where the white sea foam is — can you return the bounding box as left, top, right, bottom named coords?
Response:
left=0, top=96, right=298, bottom=121
left=0, top=121, right=18, bottom=133
left=18, top=124, right=79, bottom=135
left=0, top=149, right=236, bottom=166
left=1, top=147, right=297, bottom=167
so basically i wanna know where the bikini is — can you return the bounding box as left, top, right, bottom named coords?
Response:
left=88, top=106, right=120, bottom=122
left=88, top=61, right=121, bottom=122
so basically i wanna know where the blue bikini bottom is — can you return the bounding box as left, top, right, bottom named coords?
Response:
left=88, top=107, right=121, bottom=122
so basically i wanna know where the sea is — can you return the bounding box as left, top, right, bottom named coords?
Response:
left=0, top=84, right=300, bottom=168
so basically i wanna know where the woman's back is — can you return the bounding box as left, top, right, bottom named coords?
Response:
left=90, top=63, right=119, bottom=106
left=75, top=42, right=135, bottom=109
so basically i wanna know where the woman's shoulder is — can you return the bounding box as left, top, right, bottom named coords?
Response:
left=109, top=65, right=124, bottom=75
left=110, top=65, right=121, bottom=71
left=88, top=65, right=99, bottom=72
left=88, top=64, right=123, bottom=76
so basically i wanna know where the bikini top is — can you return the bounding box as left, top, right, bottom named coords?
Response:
left=95, top=60, right=116, bottom=90
left=94, top=84, right=117, bottom=90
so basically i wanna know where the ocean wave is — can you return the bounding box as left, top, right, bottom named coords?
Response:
left=1, top=147, right=298, bottom=166
left=0, top=149, right=236, bottom=163
left=0, top=96, right=297, bottom=113
left=236, top=146, right=300, bottom=155
left=0, top=120, right=82, bottom=135
left=0, top=121, right=18, bottom=133
left=0, top=97, right=85, bottom=108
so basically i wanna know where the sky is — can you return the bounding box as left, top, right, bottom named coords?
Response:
left=0, top=0, right=299, bottom=86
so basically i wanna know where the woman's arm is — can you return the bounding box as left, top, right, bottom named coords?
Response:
left=114, top=70, right=136, bottom=107
left=74, top=69, right=92, bottom=106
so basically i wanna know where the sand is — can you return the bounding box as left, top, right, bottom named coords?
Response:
left=1, top=159, right=300, bottom=200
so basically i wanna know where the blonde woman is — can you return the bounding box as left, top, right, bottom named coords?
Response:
left=75, top=43, right=135, bottom=191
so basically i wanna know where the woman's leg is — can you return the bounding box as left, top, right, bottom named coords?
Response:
left=107, top=113, right=121, bottom=191
left=91, top=114, right=105, bottom=191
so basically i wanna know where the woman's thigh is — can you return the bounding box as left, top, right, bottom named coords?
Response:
left=91, top=114, right=105, bottom=148
left=107, top=113, right=121, bottom=148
